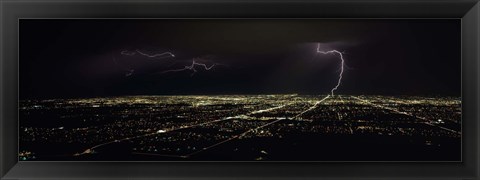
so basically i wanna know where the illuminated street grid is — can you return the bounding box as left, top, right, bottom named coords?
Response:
left=19, top=95, right=461, bottom=161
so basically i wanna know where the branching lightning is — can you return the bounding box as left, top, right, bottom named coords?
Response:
left=316, top=43, right=346, bottom=96
left=115, top=49, right=176, bottom=77
left=161, top=58, right=223, bottom=76
left=118, top=49, right=226, bottom=76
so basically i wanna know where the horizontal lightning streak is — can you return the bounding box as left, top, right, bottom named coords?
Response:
left=135, top=50, right=175, bottom=58
left=120, top=50, right=136, bottom=56
left=161, top=58, right=221, bottom=76
left=120, top=50, right=175, bottom=58
left=116, top=49, right=175, bottom=77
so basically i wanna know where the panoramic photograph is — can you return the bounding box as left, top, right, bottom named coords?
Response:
left=19, top=19, right=461, bottom=161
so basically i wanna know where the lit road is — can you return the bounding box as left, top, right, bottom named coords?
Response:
left=351, top=96, right=460, bottom=135
left=77, top=95, right=304, bottom=156
left=70, top=94, right=460, bottom=159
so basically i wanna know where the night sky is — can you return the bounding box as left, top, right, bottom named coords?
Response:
left=20, top=19, right=461, bottom=99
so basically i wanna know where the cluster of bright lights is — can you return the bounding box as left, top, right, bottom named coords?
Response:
left=294, top=95, right=330, bottom=119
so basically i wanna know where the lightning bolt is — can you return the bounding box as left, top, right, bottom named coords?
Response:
left=120, top=50, right=136, bottom=56
left=118, top=48, right=225, bottom=76
left=135, top=50, right=175, bottom=58
left=116, top=49, right=176, bottom=77
left=121, top=50, right=175, bottom=59
left=161, top=58, right=222, bottom=76
left=316, top=43, right=345, bottom=96
left=294, top=43, right=346, bottom=120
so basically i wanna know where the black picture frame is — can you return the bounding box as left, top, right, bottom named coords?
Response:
left=1, top=0, right=479, bottom=179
